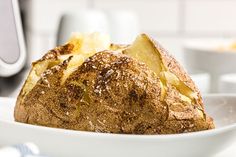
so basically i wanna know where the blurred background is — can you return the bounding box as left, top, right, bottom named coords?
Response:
left=1, top=0, right=236, bottom=97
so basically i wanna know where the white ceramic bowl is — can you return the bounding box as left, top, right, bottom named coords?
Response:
left=184, top=39, right=236, bottom=92
left=219, top=73, right=236, bottom=93
left=190, top=71, right=210, bottom=93
left=105, top=10, right=140, bottom=44
left=57, top=10, right=109, bottom=45
left=0, top=95, right=236, bottom=157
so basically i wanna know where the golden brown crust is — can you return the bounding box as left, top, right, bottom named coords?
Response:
left=14, top=33, right=214, bottom=134
left=148, top=35, right=205, bottom=111
left=15, top=50, right=214, bottom=134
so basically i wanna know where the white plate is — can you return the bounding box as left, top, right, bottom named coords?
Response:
left=0, top=95, right=236, bottom=157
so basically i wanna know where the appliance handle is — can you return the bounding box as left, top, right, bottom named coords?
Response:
left=0, top=0, right=26, bottom=77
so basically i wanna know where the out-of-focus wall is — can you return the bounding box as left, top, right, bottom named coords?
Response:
left=20, top=0, right=236, bottom=64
